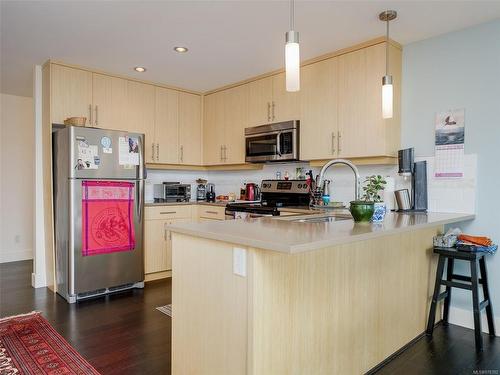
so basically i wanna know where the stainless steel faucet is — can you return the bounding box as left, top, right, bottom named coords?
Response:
left=317, top=159, right=361, bottom=201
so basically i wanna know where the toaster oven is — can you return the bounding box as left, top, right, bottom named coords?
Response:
left=153, top=182, right=191, bottom=203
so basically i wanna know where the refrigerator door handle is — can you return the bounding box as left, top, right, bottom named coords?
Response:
left=137, top=181, right=143, bottom=223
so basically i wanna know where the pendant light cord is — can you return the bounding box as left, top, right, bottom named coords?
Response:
left=290, top=0, right=295, bottom=31
left=386, top=15, right=389, bottom=75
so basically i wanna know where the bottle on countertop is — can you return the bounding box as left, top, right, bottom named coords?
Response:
left=284, top=171, right=289, bottom=180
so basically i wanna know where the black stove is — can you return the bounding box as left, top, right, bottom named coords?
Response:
left=225, top=180, right=311, bottom=218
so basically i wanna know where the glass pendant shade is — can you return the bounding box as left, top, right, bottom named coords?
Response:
left=382, top=75, right=393, bottom=119
left=285, top=30, right=300, bottom=92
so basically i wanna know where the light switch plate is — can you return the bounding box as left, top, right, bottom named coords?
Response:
left=233, top=247, right=247, bottom=277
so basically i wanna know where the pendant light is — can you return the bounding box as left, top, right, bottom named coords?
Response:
left=379, top=10, right=397, bottom=119
left=285, top=0, right=300, bottom=92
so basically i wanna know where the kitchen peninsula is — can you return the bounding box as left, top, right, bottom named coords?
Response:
left=168, top=211, right=474, bottom=374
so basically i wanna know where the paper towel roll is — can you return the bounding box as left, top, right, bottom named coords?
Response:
left=383, top=176, right=396, bottom=210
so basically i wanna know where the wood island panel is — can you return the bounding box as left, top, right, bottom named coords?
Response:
left=171, top=226, right=443, bottom=375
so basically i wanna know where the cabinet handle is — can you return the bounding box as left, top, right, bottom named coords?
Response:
left=88, top=104, right=92, bottom=127
left=151, top=142, right=155, bottom=161
left=337, top=131, right=342, bottom=153
left=95, top=105, right=98, bottom=126
left=205, top=210, right=218, bottom=215
left=223, top=145, right=227, bottom=161
left=267, top=102, right=271, bottom=121
left=220, top=145, right=224, bottom=162
left=160, top=211, right=177, bottom=215
left=331, top=132, right=336, bottom=154
left=164, top=223, right=168, bottom=241
left=156, top=143, right=159, bottom=162
left=180, top=145, right=184, bottom=163
left=272, top=101, right=275, bottom=121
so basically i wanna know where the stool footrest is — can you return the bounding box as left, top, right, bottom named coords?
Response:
left=437, top=291, right=449, bottom=302
left=479, top=299, right=490, bottom=311
left=452, top=274, right=483, bottom=284
left=441, top=280, right=472, bottom=290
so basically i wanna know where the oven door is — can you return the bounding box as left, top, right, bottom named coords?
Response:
left=245, top=129, right=298, bottom=162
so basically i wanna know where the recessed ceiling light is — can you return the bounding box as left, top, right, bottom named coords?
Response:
left=134, top=66, right=146, bottom=72
left=173, top=46, right=189, bottom=53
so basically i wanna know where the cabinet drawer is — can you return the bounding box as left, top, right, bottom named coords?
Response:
left=197, top=206, right=226, bottom=220
left=145, top=205, right=192, bottom=220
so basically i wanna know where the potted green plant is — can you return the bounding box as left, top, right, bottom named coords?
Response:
left=362, top=175, right=387, bottom=222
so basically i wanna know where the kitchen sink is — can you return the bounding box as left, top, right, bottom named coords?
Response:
left=292, top=215, right=351, bottom=223
left=281, top=213, right=352, bottom=223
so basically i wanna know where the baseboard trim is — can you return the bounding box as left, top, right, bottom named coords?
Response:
left=0, top=249, right=33, bottom=263
left=448, top=305, right=500, bottom=337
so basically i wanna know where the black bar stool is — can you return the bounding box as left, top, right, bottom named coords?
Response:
left=426, top=246, right=496, bottom=351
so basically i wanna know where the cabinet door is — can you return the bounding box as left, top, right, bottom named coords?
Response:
left=337, top=49, right=367, bottom=157
left=51, top=64, right=92, bottom=125
left=155, top=87, right=179, bottom=164
left=144, top=219, right=169, bottom=274
left=203, top=92, right=225, bottom=165
left=271, top=73, right=300, bottom=122
left=247, top=77, right=273, bottom=126
left=126, top=81, right=155, bottom=162
left=165, top=218, right=191, bottom=270
left=92, top=73, right=128, bottom=131
left=300, top=58, right=338, bottom=160
left=179, top=92, right=202, bottom=165
left=224, top=85, right=248, bottom=164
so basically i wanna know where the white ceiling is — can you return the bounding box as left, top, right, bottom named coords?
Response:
left=2, top=1, right=500, bottom=97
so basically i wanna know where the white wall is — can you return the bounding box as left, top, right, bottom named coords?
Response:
left=401, top=19, right=500, bottom=333
left=0, top=93, right=35, bottom=263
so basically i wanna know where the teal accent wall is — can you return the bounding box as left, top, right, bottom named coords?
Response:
left=401, top=20, right=500, bottom=319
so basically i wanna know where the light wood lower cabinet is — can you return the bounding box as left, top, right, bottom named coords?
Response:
left=144, top=205, right=193, bottom=278
left=144, top=204, right=226, bottom=280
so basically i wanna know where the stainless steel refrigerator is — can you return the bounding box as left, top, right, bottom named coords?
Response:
left=53, top=126, right=145, bottom=303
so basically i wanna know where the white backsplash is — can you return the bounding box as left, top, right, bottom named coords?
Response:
left=146, top=154, right=477, bottom=214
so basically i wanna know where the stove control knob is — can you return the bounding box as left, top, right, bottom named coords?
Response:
left=297, top=183, right=302, bottom=188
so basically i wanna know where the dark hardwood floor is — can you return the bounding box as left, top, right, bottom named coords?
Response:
left=0, top=260, right=171, bottom=375
left=1, top=260, right=499, bottom=375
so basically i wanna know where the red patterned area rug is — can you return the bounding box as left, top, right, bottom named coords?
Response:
left=0, top=312, right=100, bottom=375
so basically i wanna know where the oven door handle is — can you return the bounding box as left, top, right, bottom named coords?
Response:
left=276, top=131, right=282, bottom=157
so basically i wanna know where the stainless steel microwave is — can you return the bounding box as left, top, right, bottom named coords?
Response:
left=245, top=120, right=299, bottom=162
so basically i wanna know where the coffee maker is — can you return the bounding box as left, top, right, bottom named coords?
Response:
left=196, top=179, right=207, bottom=201
left=395, top=148, right=428, bottom=212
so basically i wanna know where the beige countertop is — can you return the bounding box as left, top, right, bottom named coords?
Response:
left=167, top=211, right=475, bottom=253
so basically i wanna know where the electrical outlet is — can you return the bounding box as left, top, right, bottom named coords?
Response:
left=233, top=247, right=247, bottom=277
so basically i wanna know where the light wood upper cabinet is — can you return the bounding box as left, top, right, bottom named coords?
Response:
left=271, top=73, right=300, bottom=123
left=50, top=64, right=92, bottom=125
left=126, top=80, right=155, bottom=162
left=335, top=43, right=401, bottom=159
left=92, top=73, right=128, bottom=130
left=223, top=85, right=248, bottom=164
left=155, top=87, right=179, bottom=164
left=300, top=58, right=338, bottom=160
left=178, top=92, right=202, bottom=165
left=203, top=85, right=248, bottom=165
left=337, top=48, right=367, bottom=158
left=248, top=77, right=273, bottom=126
left=203, top=92, right=225, bottom=165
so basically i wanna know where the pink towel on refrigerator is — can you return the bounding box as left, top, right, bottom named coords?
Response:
left=82, top=180, right=136, bottom=256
